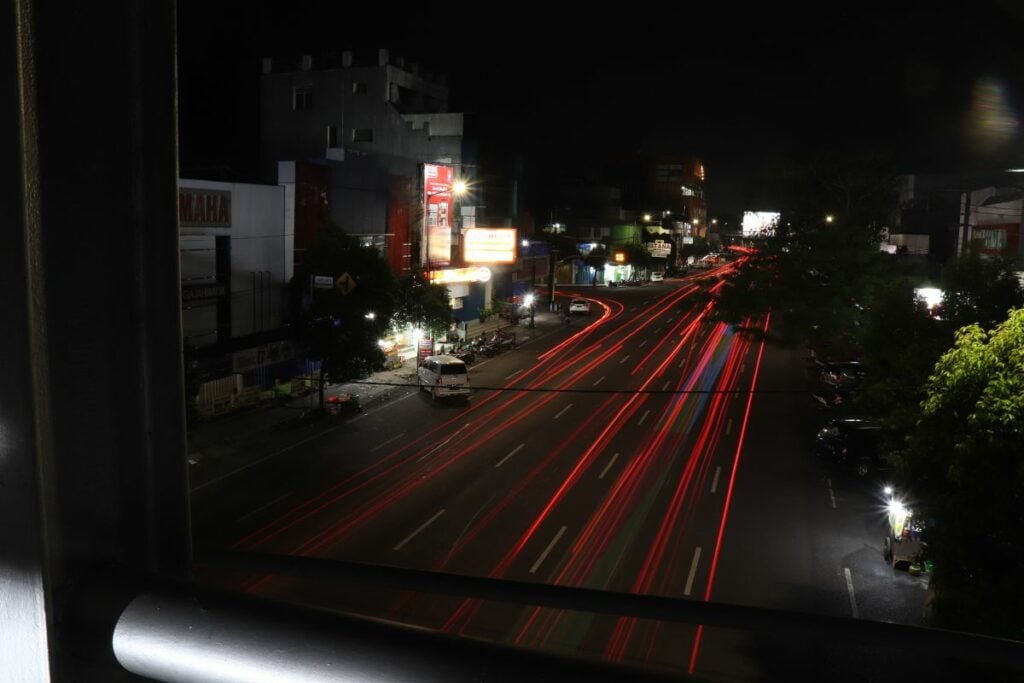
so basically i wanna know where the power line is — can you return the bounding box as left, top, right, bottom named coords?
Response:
left=337, top=379, right=812, bottom=396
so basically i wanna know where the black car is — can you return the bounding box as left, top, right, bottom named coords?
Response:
left=815, top=417, right=883, bottom=476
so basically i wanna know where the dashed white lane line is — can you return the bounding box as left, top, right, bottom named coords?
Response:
left=236, top=491, right=292, bottom=523
left=505, top=368, right=524, bottom=380
left=725, top=418, right=733, bottom=436
left=662, top=380, right=671, bottom=391
left=554, top=404, right=573, bottom=419
left=370, top=432, right=407, bottom=453
left=710, top=466, right=722, bottom=493
left=393, top=509, right=446, bottom=551
left=844, top=567, right=859, bottom=618
left=679, top=358, right=687, bottom=369
left=620, top=354, right=631, bottom=364
left=495, top=443, right=525, bottom=468
left=654, top=328, right=662, bottom=334
left=637, top=409, right=651, bottom=426
left=639, top=340, right=648, bottom=348
left=827, top=478, right=837, bottom=509
left=599, top=453, right=620, bottom=479
left=593, top=375, right=606, bottom=387
left=417, top=424, right=470, bottom=462
left=684, top=547, right=703, bottom=596
left=531, top=526, right=568, bottom=574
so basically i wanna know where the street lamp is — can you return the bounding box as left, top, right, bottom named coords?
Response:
left=825, top=214, right=835, bottom=224
left=523, top=292, right=535, bottom=328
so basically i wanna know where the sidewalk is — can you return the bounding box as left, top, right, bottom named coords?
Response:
left=186, top=304, right=574, bottom=489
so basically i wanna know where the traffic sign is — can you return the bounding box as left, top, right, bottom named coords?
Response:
left=313, top=275, right=334, bottom=289
left=335, top=272, right=356, bottom=295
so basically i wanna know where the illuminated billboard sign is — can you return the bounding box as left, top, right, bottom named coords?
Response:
left=742, top=211, right=779, bottom=237
left=423, top=164, right=454, bottom=267
left=647, top=239, right=672, bottom=258
left=429, top=266, right=492, bottom=284
left=464, top=228, right=517, bottom=264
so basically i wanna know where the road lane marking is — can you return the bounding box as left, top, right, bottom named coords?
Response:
left=637, top=409, right=651, bottom=426
left=662, top=380, right=671, bottom=391
left=827, top=478, right=837, bottom=509
left=654, top=328, right=661, bottom=334
left=495, top=443, right=525, bottom=468
left=710, top=466, right=722, bottom=493
left=740, top=363, right=746, bottom=374
left=192, top=426, right=347, bottom=493
left=554, top=404, right=573, bottom=419
left=620, top=354, right=631, bottom=364
left=684, top=547, right=703, bottom=596
left=593, top=375, right=606, bottom=387
left=639, top=340, right=648, bottom=348
left=599, top=453, right=620, bottom=479
left=393, top=509, right=446, bottom=551
left=417, top=424, right=469, bottom=462
left=630, top=307, right=638, bottom=312
left=679, top=358, right=687, bottom=368
left=370, top=432, right=406, bottom=453
left=844, top=567, right=859, bottom=618
left=505, top=368, right=524, bottom=380
left=235, top=491, right=292, bottom=523
left=725, top=418, right=733, bottom=435
left=531, top=526, right=567, bottom=574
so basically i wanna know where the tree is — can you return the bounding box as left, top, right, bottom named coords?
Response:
left=895, top=309, right=1024, bottom=640
left=711, top=154, right=900, bottom=346
left=290, top=224, right=397, bottom=408
left=393, top=267, right=454, bottom=340
left=940, top=250, right=1024, bottom=330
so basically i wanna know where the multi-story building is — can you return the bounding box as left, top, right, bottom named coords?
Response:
left=260, top=49, right=469, bottom=275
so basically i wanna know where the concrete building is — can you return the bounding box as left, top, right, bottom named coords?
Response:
left=897, top=172, right=1024, bottom=267
left=179, top=179, right=300, bottom=413
left=260, top=49, right=468, bottom=275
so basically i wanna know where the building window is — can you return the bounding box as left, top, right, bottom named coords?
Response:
left=974, top=228, right=1007, bottom=250
left=293, top=87, right=313, bottom=111
left=326, top=125, right=338, bottom=148
left=352, top=82, right=367, bottom=94
left=352, top=128, right=373, bottom=143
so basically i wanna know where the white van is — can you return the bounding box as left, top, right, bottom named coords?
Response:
left=650, top=271, right=664, bottom=282
left=418, top=355, right=471, bottom=400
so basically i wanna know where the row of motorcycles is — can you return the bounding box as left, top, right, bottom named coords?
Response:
left=451, top=330, right=516, bottom=365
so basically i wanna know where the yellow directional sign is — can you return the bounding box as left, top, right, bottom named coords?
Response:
left=335, top=272, right=356, bottom=295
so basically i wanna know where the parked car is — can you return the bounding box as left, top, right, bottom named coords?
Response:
left=650, top=271, right=664, bottom=282
left=815, top=417, right=883, bottom=476
left=569, top=298, right=591, bottom=314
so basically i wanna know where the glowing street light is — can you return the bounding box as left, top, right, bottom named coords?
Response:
left=364, top=312, right=376, bottom=320
left=825, top=214, right=835, bottom=224
left=643, top=213, right=653, bottom=222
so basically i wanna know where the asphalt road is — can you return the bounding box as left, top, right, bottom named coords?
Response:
left=192, top=269, right=933, bottom=680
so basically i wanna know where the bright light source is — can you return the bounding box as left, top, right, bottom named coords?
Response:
left=914, top=287, right=944, bottom=310
left=521, top=239, right=530, bottom=247
left=825, top=214, right=835, bottom=223
left=365, top=312, right=376, bottom=320
left=412, top=328, right=423, bottom=343
left=693, top=218, right=700, bottom=225
left=883, top=486, right=893, bottom=496
left=523, top=293, right=535, bottom=307
left=377, top=339, right=389, bottom=348
left=711, top=218, right=718, bottom=225
left=453, top=179, right=468, bottom=195
left=1007, top=168, right=1024, bottom=173
left=888, top=499, right=905, bottom=517
left=643, top=213, right=652, bottom=222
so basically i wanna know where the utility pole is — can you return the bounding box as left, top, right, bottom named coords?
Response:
left=548, top=248, right=559, bottom=311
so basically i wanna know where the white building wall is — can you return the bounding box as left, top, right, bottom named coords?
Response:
left=179, top=179, right=289, bottom=345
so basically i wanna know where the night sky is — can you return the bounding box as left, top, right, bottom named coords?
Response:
left=178, top=2, right=1024, bottom=214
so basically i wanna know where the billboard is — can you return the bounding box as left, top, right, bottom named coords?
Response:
left=742, top=211, right=780, bottom=237
left=647, top=239, right=672, bottom=258
left=423, top=164, right=454, bottom=267
left=464, top=227, right=517, bottom=264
